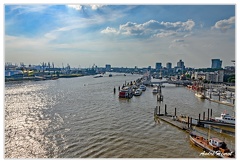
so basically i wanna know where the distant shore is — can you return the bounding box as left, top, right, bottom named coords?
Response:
left=5, top=74, right=84, bottom=82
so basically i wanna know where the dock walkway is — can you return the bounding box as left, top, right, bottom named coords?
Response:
left=207, top=98, right=234, bottom=107
left=154, top=104, right=235, bottom=135
left=158, top=115, right=190, bottom=131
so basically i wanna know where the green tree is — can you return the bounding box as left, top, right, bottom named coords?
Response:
left=227, top=76, right=235, bottom=83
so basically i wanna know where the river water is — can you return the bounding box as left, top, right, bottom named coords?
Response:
left=4, top=73, right=235, bottom=158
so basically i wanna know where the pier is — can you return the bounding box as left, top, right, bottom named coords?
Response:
left=151, top=80, right=192, bottom=86
left=207, top=98, right=234, bottom=107
left=154, top=104, right=235, bottom=135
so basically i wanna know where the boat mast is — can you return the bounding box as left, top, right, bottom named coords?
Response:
left=207, top=125, right=211, bottom=142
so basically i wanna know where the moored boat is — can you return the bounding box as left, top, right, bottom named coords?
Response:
left=152, top=87, right=158, bottom=93
left=189, top=132, right=235, bottom=158
left=34, top=75, right=46, bottom=80
left=93, top=74, right=103, bottom=78
left=213, top=112, right=235, bottom=124
left=195, top=92, right=205, bottom=99
left=119, top=86, right=133, bottom=98
left=134, top=88, right=142, bottom=96
left=139, top=84, right=146, bottom=91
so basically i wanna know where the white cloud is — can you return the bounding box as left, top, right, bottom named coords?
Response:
left=161, top=19, right=195, bottom=31
left=212, top=16, right=235, bottom=32
left=153, top=31, right=177, bottom=38
left=90, top=5, right=104, bottom=10
left=169, top=39, right=188, bottom=49
left=142, top=20, right=163, bottom=29
left=67, top=5, right=105, bottom=11
left=102, top=19, right=195, bottom=38
left=172, top=39, right=184, bottom=43
left=119, top=22, right=144, bottom=35
left=67, top=5, right=83, bottom=10
left=183, top=33, right=193, bottom=38
left=101, top=27, right=118, bottom=34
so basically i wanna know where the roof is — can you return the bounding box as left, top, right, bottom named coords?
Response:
left=211, top=138, right=223, bottom=143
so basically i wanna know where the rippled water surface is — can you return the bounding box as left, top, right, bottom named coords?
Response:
left=5, top=74, right=235, bottom=158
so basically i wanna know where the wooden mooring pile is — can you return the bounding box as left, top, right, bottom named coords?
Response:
left=156, top=85, right=163, bottom=102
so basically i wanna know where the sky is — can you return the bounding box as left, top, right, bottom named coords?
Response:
left=4, top=2, right=236, bottom=69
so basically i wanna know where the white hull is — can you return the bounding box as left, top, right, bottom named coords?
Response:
left=195, top=93, right=204, bottom=99
left=214, top=113, right=235, bottom=124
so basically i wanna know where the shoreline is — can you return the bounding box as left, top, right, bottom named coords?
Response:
left=5, top=74, right=84, bottom=82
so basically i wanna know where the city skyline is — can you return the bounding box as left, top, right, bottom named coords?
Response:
left=4, top=3, right=235, bottom=68
left=4, top=58, right=230, bottom=69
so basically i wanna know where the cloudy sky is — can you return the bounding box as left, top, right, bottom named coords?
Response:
left=4, top=3, right=235, bottom=68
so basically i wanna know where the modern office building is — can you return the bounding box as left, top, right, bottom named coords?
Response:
left=211, top=59, right=222, bottom=69
left=148, top=66, right=151, bottom=71
left=166, top=62, right=172, bottom=69
left=155, top=62, right=162, bottom=70
left=177, top=59, right=185, bottom=70
left=105, top=64, right=111, bottom=71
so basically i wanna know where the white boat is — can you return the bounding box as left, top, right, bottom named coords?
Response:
left=211, top=92, right=219, bottom=96
left=152, top=87, right=158, bottom=93
left=221, top=100, right=231, bottom=104
left=93, top=74, right=103, bottom=78
left=35, top=75, right=46, bottom=80
left=214, top=112, right=235, bottom=124
left=142, top=71, right=151, bottom=85
left=134, top=89, right=142, bottom=96
left=139, top=85, right=146, bottom=91
left=195, top=92, right=205, bottom=99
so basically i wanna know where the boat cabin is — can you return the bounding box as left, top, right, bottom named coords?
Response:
left=221, top=113, right=235, bottom=121
left=209, top=138, right=226, bottom=148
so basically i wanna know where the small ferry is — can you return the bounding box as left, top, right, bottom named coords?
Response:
left=189, top=132, right=235, bottom=158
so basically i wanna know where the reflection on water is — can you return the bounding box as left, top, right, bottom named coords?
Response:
left=5, top=74, right=235, bottom=158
